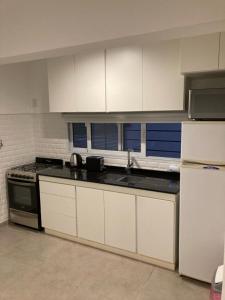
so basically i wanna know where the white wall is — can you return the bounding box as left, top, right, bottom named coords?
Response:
left=0, top=0, right=225, bottom=62
left=0, top=60, right=49, bottom=114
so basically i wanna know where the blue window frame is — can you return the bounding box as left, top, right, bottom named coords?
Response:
left=72, top=123, right=87, bottom=148
left=123, top=123, right=141, bottom=152
left=91, top=123, right=118, bottom=151
left=146, top=123, right=181, bottom=158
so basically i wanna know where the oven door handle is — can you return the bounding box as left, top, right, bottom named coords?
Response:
left=8, top=179, right=35, bottom=187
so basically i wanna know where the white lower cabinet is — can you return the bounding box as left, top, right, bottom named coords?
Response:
left=104, top=191, right=136, bottom=252
left=137, top=196, right=175, bottom=263
left=39, top=177, right=177, bottom=269
left=76, top=186, right=104, bottom=244
left=40, top=181, right=76, bottom=236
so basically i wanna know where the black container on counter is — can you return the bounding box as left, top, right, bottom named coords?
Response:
left=86, top=156, right=104, bottom=172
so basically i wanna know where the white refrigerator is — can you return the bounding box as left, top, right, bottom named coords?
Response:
left=179, top=121, right=225, bottom=283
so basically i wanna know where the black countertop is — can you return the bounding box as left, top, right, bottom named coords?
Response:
left=38, top=165, right=180, bottom=194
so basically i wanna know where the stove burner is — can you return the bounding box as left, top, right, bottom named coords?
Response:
left=16, top=163, right=52, bottom=173
left=7, top=157, right=64, bottom=183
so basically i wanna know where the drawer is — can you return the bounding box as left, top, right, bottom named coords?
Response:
left=42, top=210, right=77, bottom=236
left=40, top=181, right=75, bottom=198
left=41, top=210, right=77, bottom=236
left=40, top=193, right=76, bottom=218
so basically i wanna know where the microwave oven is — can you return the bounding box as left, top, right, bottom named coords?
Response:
left=188, top=88, right=225, bottom=120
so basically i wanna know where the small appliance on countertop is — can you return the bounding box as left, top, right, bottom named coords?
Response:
left=86, top=156, right=104, bottom=172
left=7, top=157, right=63, bottom=230
left=70, top=152, right=83, bottom=169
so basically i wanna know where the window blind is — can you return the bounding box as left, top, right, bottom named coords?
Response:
left=146, top=123, right=181, bottom=158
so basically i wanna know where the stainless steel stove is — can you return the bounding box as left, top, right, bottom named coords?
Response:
left=7, top=157, right=63, bottom=230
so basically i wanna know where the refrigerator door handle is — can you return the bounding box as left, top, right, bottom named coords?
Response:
left=203, top=166, right=220, bottom=170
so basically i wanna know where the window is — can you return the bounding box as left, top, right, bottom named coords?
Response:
left=72, top=123, right=87, bottom=148
left=71, top=122, right=181, bottom=160
left=91, top=123, right=118, bottom=151
left=122, top=123, right=141, bottom=152
left=146, top=123, right=181, bottom=158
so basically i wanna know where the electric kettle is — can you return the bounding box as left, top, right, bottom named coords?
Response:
left=70, top=153, right=83, bottom=168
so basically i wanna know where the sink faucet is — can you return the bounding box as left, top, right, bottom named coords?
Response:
left=126, top=149, right=134, bottom=174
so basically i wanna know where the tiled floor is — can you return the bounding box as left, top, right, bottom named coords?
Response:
left=0, top=223, right=209, bottom=300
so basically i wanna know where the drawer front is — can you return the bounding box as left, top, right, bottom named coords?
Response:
left=40, top=193, right=76, bottom=218
left=40, top=181, right=75, bottom=198
left=42, top=210, right=77, bottom=236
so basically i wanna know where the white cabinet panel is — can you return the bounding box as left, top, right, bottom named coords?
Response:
left=137, top=196, right=175, bottom=263
left=40, top=181, right=75, bottom=198
left=47, top=55, right=76, bottom=112
left=40, top=181, right=76, bottom=236
left=104, top=191, right=136, bottom=252
left=219, top=32, right=225, bottom=70
left=40, top=193, right=76, bottom=218
left=29, top=60, right=49, bottom=113
left=76, top=186, right=104, bottom=244
left=41, top=210, right=76, bottom=236
left=106, top=46, right=142, bottom=112
left=74, top=49, right=105, bottom=112
left=181, top=122, right=225, bottom=164
left=180, top=33, right=220, bottom=73
left=143, top=40, right=184, bottom=111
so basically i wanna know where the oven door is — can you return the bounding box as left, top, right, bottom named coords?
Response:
left=7, top=179, right=38, bottom=214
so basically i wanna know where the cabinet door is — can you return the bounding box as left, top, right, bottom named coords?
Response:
left=104, top=191, right=136, bottom=252
left=106, top=46, right=142, bottom=112
left=219, top=32, right=225, bottom=69
left=180, top=33, right=220, bottom=73
left=29, top=60, right=49, bottom=113
left=143, top=40, right=184, bottom=111
left=74, top=49, right=106, bottom=112
left=40, top=181, right=76, bottom=236
left=47, top=55, right=76, bottom=112
left=137, top=196, right=175, bottom=263
left=76, top=187, right=104, bottom=244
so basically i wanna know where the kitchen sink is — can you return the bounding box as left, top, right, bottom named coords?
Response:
left=117, top=175, right=145, bottom=184
left=99, top=173, right=126, bottom=182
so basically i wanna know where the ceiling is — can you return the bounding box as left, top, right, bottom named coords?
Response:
left=0, top=0, right=225, bottom=63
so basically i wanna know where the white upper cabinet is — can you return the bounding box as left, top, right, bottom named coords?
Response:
left=219, top=32, right=225, bottom=70
left=74, top=49, right=105, bottom=112
left=29, top=60, right=49, bottom=113
left=143, top=40, right=184, bottom=111
left=106, top=46, right=142, bottom=112
left=47, top=55, right=76, bottom=112
left=47, top=51, right=106, bottom=112
left=180, top=33, right=220, bottom=73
